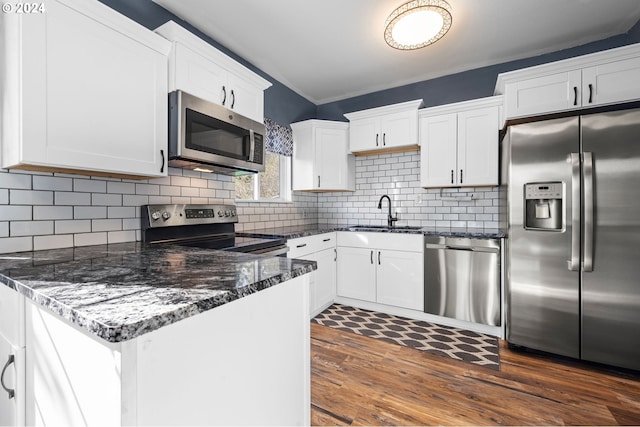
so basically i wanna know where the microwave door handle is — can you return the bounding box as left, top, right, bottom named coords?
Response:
left=248, top=130, right=255, bottom=162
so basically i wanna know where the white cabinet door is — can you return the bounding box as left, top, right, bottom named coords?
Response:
left=173, top=43, right=228, bottom=107
left=420, top=113, right=457, bottom=187
left=504, top=70, right=581, bottom=119
left=0, top=335, right=25, bottom=427
left=582, top=56, right=640, bottom=108
left=292, top=120, right=353, bottom=191
left=349, top=116, right=380, bottom=152
left=226, top=71, right=265, bottom=122
left=336, top=247, right=376, bottom=301
left=316, top=126, right=349, bottom=190
left=380, top=110, right=418, bottom=149
left=376, top=250, right=424, bottom=311
left=307, top=247, right=337, bottom=317
left=457, top=106, right=499, bottom=187
left=2, top=0, right=169, bottom=178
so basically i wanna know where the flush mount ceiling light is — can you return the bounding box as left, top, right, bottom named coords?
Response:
left=384, top=0, right=452, bottom=50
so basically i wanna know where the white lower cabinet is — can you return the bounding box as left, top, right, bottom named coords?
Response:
left=21, top=274, right=310, bottom=426
left=336, top=232, right=424, bottom=311
left=287, top=232, right=336, bottom=317
left=0, top=285, right=25, bottom=427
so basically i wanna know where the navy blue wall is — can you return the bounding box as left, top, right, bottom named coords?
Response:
left=101, top=0, right=639, bottom=126
left=98, top=0, right=317, bottom=126
left=316, top=32, right=638, bottom=121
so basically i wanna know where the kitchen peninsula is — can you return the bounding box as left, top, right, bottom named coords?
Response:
left=0, top=242, right=315, bottom=426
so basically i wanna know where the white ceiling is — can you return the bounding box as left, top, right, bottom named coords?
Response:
left=153, top=0, right=640, bottom=105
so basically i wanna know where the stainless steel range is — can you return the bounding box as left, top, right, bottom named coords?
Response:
left=141, top=204, right=288, bottom=256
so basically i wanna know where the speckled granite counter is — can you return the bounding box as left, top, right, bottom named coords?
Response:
left=241, top=224, right=506, bottom=239
left=0, top=242, right=316, bottom=343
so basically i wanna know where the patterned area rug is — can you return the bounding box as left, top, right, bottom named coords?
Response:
left=312, top=303, right=500, bottom=370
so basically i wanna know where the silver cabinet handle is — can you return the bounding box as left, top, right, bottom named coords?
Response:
left=370, top=250, right=373, bottom=264
left=569, top=152, right=581, bottom=271
left=317, top=176, right=320, bottom=188
left=334, top=248, right=337, bottom=262
left=1, top=354, right=15, bottom=399
left=583, top=152, right=594, bottom=272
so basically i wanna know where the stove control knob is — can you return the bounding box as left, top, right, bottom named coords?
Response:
left=217, top=210, right=224, bottom=217
left=151, top=211, right=161, bottom=221
left=162, top=211, right=171, bottom=220
left=225, top=210, right=231, bottom=217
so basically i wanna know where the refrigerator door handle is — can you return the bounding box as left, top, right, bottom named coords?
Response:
left=583, top=152, right=594, bottom=272
left=569, top=152, right=581, bottom=271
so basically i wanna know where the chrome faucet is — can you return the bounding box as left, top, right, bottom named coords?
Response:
left=377, top=195, right=398, bottom=227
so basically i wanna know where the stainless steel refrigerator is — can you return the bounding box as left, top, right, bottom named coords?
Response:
left=502, top=107, right=640, bottom=371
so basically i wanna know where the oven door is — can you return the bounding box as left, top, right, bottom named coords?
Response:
left=169, top=91, right=265, bottom=174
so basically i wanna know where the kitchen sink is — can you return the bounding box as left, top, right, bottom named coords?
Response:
left=346, top=225, right=423, bottom=232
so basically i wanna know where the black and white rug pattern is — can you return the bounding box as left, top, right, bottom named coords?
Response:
left=312, top=304, right=500, bottom=370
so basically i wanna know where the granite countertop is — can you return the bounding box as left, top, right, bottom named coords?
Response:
left=241, top=224, right=506, bottom=240
left=0, top=242, right=316, bottom=343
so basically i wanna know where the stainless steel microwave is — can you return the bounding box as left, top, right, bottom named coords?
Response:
left=168, top=90, right=265, bottom=175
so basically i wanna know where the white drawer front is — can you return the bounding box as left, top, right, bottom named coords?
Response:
left=287, top=232, right=336, bottom=258
left=337, top=232, right=423, bottom=252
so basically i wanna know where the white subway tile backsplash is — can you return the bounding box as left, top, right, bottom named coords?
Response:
left=33, top=206, right=72, bottom=221
left=74, top=206, right=107, bottom=220
left=10, top=221, right=53, bottom=237
left=0, top=222, right=8, bottom=238
left=33, top=176, right=73, bottom=191
left=108, top=206, right=135, bottom=219
left=55, top=192, right=91, bottom=206
left=0, top=206, right=32, bottom=221
left=92, top=219, right=122, bottom=232
left=74, top=178, right=106, bottom=193
left=107, top=181, right=136, bottom=194
left=135, top=183, right=160, bottom=196
left=10, top=190, right=53, bottom=205
left=108, top=230, right=136, bottom=244
left=0, top=173, right=31, bottom=190
left=0, top=236, right=32, bottom=253
left=55, top=220, right=91, bottom=234
left=34, top=234, right=74, bottom=251
left=91, top=193, right=122, bottom=206
left=74, top=232, right=107, bottom=247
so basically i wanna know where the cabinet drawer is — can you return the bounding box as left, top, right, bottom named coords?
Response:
left=337, top=232, right=423, bottom=252
left=287, top=232, right=336, bottom=258
left=0, top=285, right=25, bottom=347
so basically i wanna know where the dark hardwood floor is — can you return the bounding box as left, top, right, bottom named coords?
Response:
left=310, top=322, right=640, bottom=426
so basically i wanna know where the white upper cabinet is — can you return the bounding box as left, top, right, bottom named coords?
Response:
left=496, top=43, right=640, bottom=123
left=154, top=21, right=272, bottom=123
left=291, top=120, right=355, bottom=192
left=420, top=96, right=502, bottom=188
left=0, top=0, right=171, bottom=178
left=344, top=100, right=423, bottom=155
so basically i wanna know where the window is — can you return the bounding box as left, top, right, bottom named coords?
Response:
left=235, top=118, right=293, bottom=203
left=235, top=152, right=291, bottom=202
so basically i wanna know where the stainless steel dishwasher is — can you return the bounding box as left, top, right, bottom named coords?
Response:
left=424, top=236, right=501, bottom=326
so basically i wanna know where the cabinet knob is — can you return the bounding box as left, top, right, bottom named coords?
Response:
left=1, top=354, right=15, bottom=400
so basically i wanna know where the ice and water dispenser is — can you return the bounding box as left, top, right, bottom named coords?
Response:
left=524, top=182, right=563, bottom=230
